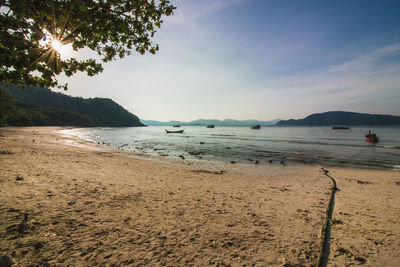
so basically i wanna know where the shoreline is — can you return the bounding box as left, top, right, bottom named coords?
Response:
left=1, top=127, right=399, bottom=266
left=59, top=126, right=400, bottom=172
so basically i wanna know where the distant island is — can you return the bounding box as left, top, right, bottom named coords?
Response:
left=276, top=111, right=400, bottom=126
left=1, top=84, right=144, bottom=127
left=141, top=118, right=281, bottom=127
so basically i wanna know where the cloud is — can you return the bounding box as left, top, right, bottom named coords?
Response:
left=59, top=42, right=400, bottom=121
left=248, top=43, right=400, bottom=118
left=328, top=43, right=400, bottom=73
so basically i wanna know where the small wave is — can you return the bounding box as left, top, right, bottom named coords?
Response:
left=270, top=139, right=368, bottom=148
left=255, top=150, right=280, bottom=154
left=382, top=146, right=400, bottom=149
left=321, top=137, right=361, bottom=141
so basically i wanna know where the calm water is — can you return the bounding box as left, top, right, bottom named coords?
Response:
left=61, top=126, right=400, bottom=170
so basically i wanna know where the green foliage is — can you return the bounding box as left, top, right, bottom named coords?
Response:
left=3, top=84, right=144, bottom=127
left=0, top=87, right=13, bottom=125
left=0, top=0, right=175, bottom=90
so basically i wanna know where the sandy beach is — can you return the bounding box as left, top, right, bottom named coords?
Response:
left=0, top=127, right=399, bottom=266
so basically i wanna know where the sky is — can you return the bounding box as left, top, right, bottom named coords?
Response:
left=58, top=0, right=400, bottom=121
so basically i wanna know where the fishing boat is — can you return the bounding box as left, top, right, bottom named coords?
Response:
left=332, top=126, right=350, bottom=130
left=206, top=125, right=215, bottom=128
left=251, top=124, right=261, bottom=129
left=365, top=130, right=379, bottom=143
left=165, top=129, right=184, bottom=134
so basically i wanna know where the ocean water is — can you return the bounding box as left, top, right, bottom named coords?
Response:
left=61, top=126, right=400, bottom=170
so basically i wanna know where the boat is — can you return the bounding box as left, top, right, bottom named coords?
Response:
left=251, top=124, right=261, bottom=129
left=165, top=129, right=184, bottom=134
left=206, top=125, right=215, bottom=128
left=173, top=125, right=181, bottom=127
left=365, top=130, right=379, bottom=143
left=332, top=126, right=350, bottom=130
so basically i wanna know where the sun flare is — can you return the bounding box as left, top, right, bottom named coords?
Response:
left=51, top=39, right=63, bottom=54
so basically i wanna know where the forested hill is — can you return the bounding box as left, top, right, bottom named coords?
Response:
left=2, top=84, right=144, bottom=127
left=276, top=111, right=400, bottom=126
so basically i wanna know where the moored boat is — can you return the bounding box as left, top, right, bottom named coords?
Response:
left=165, top=129, right=184, bottom=134
left=206, top=125, right=215, bottom=128
left=365, top=130, right=379, bottom=143
left=173, top=125, right=181, bottom=127
left=251, top=124, right=261, bottom=129
left=332, top=126, right=350, bottom=130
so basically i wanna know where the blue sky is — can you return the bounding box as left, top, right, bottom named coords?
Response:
left=59, top=0, right=400, bottom=121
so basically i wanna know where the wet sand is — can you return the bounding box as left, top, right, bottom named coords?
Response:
left=0, top=127, right=399, bottom=266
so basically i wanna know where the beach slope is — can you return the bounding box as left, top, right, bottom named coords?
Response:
left=0, top=127, right=398, bottom=266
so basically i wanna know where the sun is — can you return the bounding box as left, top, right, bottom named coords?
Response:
left=49, top=38, right=72, bottom=59
left=35, top=31, right=72, bottom=72
left=51, top=39, right=63, bottom=54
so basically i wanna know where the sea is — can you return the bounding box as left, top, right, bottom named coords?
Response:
left=60, top=126, right=400, bottom=171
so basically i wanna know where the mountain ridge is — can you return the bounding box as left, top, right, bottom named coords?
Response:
left=141, top=118, right=281, bottom=127
left=276, top=111, right=400, bottom=126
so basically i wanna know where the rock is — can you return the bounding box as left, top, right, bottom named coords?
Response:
left=322, top=168, right=329, bottom=174
left=33, top=241, right=44, bottom=250
left=0, top=255, right=14, bottom=267
left=230, top=161, right=236, bottom=164
left=7, top=208, right=19, bottom=213
left=68, top=200, right=76, bottom=205
left=0, top=150, right=14, bottom=155
left=103, top=253, right=112, bottom=259
left=200, top=142, right=205, bottom=144
left=355, top=256, right=367, bottom=264
left=15, top=175, right=24, bottom=181
left=357, top=180, right=372, bottom=185
left=188, top=151, right=202, bottom=155
left=255, top=160, right=259, bottom=164
left=279, top=257, right=289, bottom=266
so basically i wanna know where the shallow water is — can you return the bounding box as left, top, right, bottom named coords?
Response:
left=61, top=126, right=400, bottom=170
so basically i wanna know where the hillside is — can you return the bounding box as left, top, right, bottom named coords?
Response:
left=276, top=111, right=400, bottom=126
left=1, top=84, right=144, bottom=127
left=141, top=118, right=281, bottom=127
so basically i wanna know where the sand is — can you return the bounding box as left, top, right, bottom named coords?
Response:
left=0, top=127, right=399, bottom=266
left=327, top=168, right=400, bottom=266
